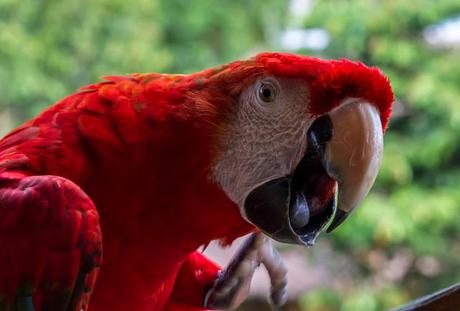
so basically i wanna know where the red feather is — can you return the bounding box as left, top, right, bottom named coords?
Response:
left=0, top=53, right=393, bottom=310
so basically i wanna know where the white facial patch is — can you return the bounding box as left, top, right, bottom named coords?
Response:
left=212, top=77, right=313, bottom=219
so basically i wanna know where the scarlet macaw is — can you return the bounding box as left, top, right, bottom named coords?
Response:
left=0, top=52, right=393, bottom=311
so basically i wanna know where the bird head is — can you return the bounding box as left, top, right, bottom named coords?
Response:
left=190, top=52, right=393, bottom=246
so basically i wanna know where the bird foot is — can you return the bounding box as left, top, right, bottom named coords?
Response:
left=204, top=233, right=287, bottom=310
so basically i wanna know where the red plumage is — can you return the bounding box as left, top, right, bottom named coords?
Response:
left=0, top=53, right=393, bottom=310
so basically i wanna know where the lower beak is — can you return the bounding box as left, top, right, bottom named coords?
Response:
left=244, top=100, right=384, bottom=246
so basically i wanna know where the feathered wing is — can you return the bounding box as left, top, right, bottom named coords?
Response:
left=0, top=173, right=102, bottom=311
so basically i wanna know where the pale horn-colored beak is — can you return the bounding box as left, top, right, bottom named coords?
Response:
left=320, top=99, right=384, bottom=232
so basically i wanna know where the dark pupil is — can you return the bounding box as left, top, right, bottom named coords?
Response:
left=262, top=87, right=272, bottom=99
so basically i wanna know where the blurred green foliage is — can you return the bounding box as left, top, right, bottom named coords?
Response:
left=0, top=0, right=286, bottom=121
left=0, top=0, right=459, bottom=310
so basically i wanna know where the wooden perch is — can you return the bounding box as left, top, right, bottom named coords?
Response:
left=394, top=282, right=460, bottom=311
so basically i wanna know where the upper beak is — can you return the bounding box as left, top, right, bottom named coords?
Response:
left=320, top=100, right=384, bottom=232
left=244, top=100, right=384, bottom=246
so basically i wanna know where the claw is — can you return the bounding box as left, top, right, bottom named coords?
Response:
left=260, top=239, right=288, bottom=308
left=204, top=233, right=288, bottom=310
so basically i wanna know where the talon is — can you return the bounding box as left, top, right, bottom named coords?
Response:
left=260, top=239, right=288, bottom=308
left=204, top=233, right=288, bottom=310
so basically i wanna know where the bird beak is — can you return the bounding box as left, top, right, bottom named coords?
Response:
left=244, top=99, right=384, bottom=246
left=321, top=100, right=383, bottom=233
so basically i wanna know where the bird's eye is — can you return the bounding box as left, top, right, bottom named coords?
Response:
left=258, top=83, right=276, bottom=103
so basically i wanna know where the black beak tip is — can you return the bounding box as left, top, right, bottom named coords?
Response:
left=326, top=209, right=349, bottom=233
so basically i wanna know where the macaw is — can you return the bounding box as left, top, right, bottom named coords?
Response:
left=0, top=52, right=393, bottom=311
